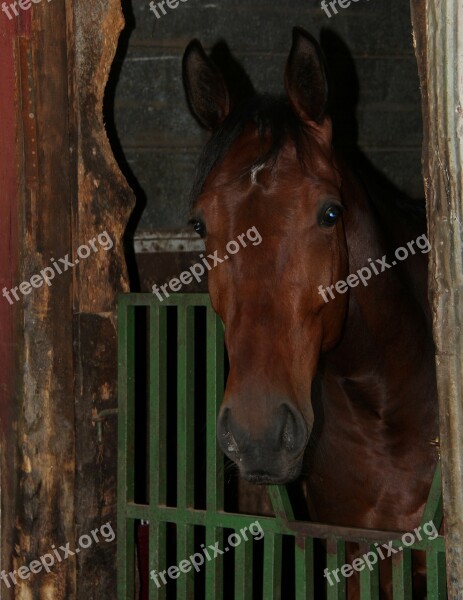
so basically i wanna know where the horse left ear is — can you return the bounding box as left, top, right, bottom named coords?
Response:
left=183, top=39, right=231, bottom=130
left=285, top=28, right=328, bottom=126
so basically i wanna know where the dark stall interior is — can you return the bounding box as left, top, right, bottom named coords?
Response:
left=104, top=0, right=423, bottom=293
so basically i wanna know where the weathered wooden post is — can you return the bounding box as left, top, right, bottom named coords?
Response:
left=411, top=1, right=463, bottom=597
left=0, top=0, right=134, bottom=597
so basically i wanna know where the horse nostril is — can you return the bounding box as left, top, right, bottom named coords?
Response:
left=281, top=410, right=296, bottom=450
left=217, top=408, right=239, bottom=455
left=280, top=404, right=308, bottom=453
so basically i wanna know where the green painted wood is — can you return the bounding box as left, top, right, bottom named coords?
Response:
left=268, top=485, right=295, bottom=521
left=176, top=305, right=195, bottom=509
left=205, top=527, right=224, bottom=599
left=148, top=304, right=167, bottom=600
left=117, top=301, right=136, bottom=599
left=392, top=549, right=413, bottom=600
left=205, top=306, right=225, bottom=598
left=359, top=545, right=380, bottom=599
left=263, top=532, right=282, bottom=599
left=124, top=502, right=447, bottom=551
left=206, top=306, right=224, bottom=512
left=234, top=532, right=253, bottom=600
left=149, top=522, right=167, bottom=600
left=149, top=304, right=167, bottom=507
left=176, top=523, right=195, bottom=599
left=117, top=293, right=447, bottom=600
left=176, top=305, right=196, bottom=598
left=295, top=536, right=314, bottom=600
left=326, top=539, right=346, bottom=600
left=420, top=461, right=443, bottom=530
left=426, top=550, right=447, bottom=599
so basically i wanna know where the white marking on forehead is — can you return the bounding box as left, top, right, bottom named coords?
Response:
left=251, top=163, right=265, bottom=185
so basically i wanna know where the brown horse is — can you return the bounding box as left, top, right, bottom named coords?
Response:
left=183, top=28, right=438, bottom=597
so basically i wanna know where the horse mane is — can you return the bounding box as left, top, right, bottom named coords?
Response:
left=353, top=163, right=427, bottom=225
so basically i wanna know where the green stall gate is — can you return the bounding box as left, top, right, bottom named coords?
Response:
left=117, top=293, right=446, bottom=599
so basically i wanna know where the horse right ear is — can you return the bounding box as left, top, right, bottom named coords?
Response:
left=285, top=27, right=328, bottom=125
left=183, top=40, right=231, bottom=130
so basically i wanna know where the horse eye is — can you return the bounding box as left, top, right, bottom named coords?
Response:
left=320, top=204, right=343, bottom=227
left=190, top=218, right=206, bottom=237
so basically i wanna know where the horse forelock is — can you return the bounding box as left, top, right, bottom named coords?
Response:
left=189, top=95, right=308, bottom=206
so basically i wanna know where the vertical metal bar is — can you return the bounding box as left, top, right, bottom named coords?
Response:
left=266, top=485, right=294, bottom=600
left=267, top=485, right=295, bottom=520
left=420, top=462, right=443, bottom=529
left=176, top=524, right=195, bottom=599
left=392, top=549, right=413, bottom=600
left=148, top=304, right=167, bottom=600
left=176, top=304, right=195, bottom=507
left=148, top=523, right=167, bottom=600
left=176, top=304, right=195, bottom=599
left=426, top=550, right=447, bottom=599
left=263, top=532, right=282, bottom=600
left=206, top=307, right=225, bottom=511
left=149, top=304, right=167, bottom=507
left=205, top=304, right=225, bottom=598
left=117, top=301, right=136, bottom=599
left=326, top=539, right=346, bottom=600
left=234, top=533, right=253, bottom=600
left=359, top=545, right=379, bottom=599
left=205, top=527, right=224, bottom=600
left=295, top=536, right=314, bottom=600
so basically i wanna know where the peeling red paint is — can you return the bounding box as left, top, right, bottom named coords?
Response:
left=0, top=4, right=20, bottom=436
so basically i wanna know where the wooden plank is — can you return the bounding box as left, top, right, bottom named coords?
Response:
left=70, top=0, right=135, bottom=597
left=205, top=308, right=224, bottom=512
left=295, top=536, right=314, bottom=600
left=359, top=545, right=379, bottom=599
left=176, top=306, right=195, bottom=509
left=10, top=2, right=76, bottom=597
left=234, top=534, right=253, bottom=600
left=263, top=533, right=282, bottom=599
left=205, top=527, right=224, bottom=599
left=117, top=302, right=136, bottom=599
left=0, top=6, right=22, bottom=596
left=326, top=539, right=346, bottom=600
left=392, top=550, right=413, bottom=600
left=410, top=1, right=463, bottom=597
left=1, top=0, right=135, bottom=597
left=426, top=550, right=447, bottom=599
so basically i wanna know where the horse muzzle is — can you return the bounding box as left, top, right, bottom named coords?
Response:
left=216, top=402, right=309, bottom=484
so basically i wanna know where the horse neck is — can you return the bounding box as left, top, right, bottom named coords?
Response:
left=325, top=157, right=435, bottom=401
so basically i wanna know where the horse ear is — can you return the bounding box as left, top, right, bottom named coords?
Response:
left=284, top=27, right=328, bottom=125
left=183, top=39, right=231, bottom=130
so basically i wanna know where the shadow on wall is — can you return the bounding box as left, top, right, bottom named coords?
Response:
left=320, top=29, right=425, bottom=216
